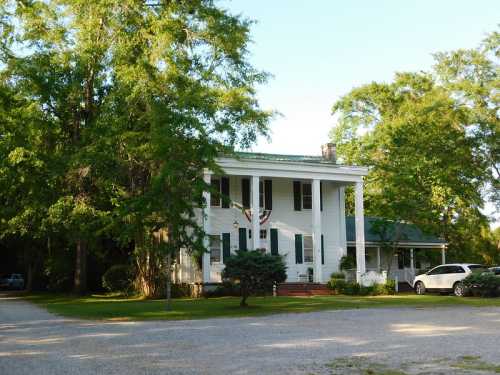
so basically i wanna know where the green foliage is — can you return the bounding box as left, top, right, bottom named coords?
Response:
left=328, top=276, right=395, bottom=296
left=331, top=28, right=499, bottom=264
left=203, top=281, right=242, bottom=298
left=170, top=283, right=194, bottom=299
left=44, top=252, right=74, bottom=292
left=222, top=250, right=287, bottom=306
left=102, top=265, right=133, bottom=294
left=0, top=0, right=271, bottom=295
left=384, top=279, right=396, bottom=294
left=327, top=278, right=348, bottom=294
left=339, top=255, right=356, bottom=270
left=462, top=272, right=500, bottom=297
left=330, top=272, right=346, bottom=280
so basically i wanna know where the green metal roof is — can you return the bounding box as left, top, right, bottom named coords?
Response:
left=233, top=151, right=337, bottom=164
left=346, top=216, right=445, bottom=244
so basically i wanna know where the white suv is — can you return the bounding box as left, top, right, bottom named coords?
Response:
left=413, top=264, right=487, bottom=297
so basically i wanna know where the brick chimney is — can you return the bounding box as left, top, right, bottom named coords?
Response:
left=321, top=143, right=336, bottom=162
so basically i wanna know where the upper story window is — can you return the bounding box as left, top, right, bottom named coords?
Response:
left=211, top=179, right=221, bottom=207
left=210, top=177, right=230, bottom=208
left=293, top=181, right=322, bottom=211
left=302, top=183, right=312, bottom=209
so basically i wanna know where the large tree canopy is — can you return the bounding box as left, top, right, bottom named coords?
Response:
left=0, top=0, right=272, bottom=294
left=331, top=29, right=499, bottom=264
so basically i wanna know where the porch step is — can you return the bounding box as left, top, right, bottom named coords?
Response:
left=277, top=283, right=332, bottom=297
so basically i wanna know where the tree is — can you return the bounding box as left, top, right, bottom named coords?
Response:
left=330, top=29, right=499, bottom=263
left=0, top=1, right=272, bottom=299
left=222, top=250, right=287, bottom=307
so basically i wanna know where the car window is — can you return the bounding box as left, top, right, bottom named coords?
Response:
left=448, top=266, right=465, bottom=274
left=428, top=266, right=445, bottom=275
left=468, top=265, right=488, bottom=273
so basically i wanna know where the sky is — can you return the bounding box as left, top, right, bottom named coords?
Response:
left=220, top=0, right=499, bottom=225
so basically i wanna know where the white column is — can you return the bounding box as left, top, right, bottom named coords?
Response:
left=410, top=248, right=415, bottom=271
left=338, top=186, right=347, bottom=256
left=312, top=179, right=322, bottom=283
left=354, top=181, right=366, bottom=283
left=376, top=247, right=381, bottom=272
left=251, top=175, right=260, bottom=250
left=441, top=246, right=446, bottom=264
left=202, top=173, right=211, bottom=283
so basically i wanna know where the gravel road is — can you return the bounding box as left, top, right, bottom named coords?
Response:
left=1, top=293, right=499, bottom=374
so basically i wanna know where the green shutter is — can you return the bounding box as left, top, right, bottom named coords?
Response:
left=238, top=228, right=247, bottom=251
left=295, top=234, right=303, bottom=264
left=264, top=180, right=273, bottom=210
left=293, top=181, right=301, bottom=211
left=270, top=228, right=278, bottom=255
left=222, top=233, right=230, bottom=263
left=221, top=177, right=230, bottom=208
left=321, top=234, right=325, bottom=265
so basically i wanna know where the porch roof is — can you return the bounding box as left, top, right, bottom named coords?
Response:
left=234, top=151, right=335, bottom=164
left=215, top=152, right=368, bottom=183
left=346, top=216, right=446, bottom=247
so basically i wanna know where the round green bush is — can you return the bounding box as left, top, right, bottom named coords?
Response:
left=102, top=265, right=132, bottom=293
left=462, top=272, right=500, bottom=297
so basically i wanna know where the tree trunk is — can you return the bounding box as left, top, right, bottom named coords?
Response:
left=74, top=239, right=87, bottom=294
left=165, top=253, right=172, bottom=311
left=240, top=294, right=248, bottom=307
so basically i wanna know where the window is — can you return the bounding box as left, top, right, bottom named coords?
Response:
left=303, top=235, right=313, bottom=263
left=260, top=229, right=267, bottom=239
left=302, top=183, right=312, bottom=209
left=427, top=266, right=446, bottom=275
left=468, top=265, right=488, bottom=273
left=210, top=179, right=221, bottom=207
left=209, top=235, right=221, bottom=263
left=451, top=266, right=466, bottom=273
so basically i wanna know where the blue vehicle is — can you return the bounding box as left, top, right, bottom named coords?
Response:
left=0, top=274, right=24, bottom=290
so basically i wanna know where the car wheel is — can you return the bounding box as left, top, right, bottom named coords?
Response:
left=453, top=282, right=465, bottom=297
left=415, top=281, right=426, bottom=295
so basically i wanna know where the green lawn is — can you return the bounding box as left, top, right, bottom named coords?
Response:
left=22, top=292, right=500, bottom=321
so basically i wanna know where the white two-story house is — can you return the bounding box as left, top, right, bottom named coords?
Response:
left=175, top=144, right=370, bottom=287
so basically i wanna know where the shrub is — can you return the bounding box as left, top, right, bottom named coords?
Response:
left=343, top=282, right=361, bottom=295
left=462, top=272, right=500, bottom=297
left=102, top=265, right=132, bottom=294
left=330, top=272, right=345, bottom=280
left=328, top=278, right=395, bottom=296
left=204, top=281, right=242, bottom=298
left=339, top=255, right=356, bottom=270
left=384, top=279, right=396, bottom=295
left=328, top=278, right=347, bottom=294
left=171, top=283, right=193, bottom=298
left=222, top=250, right=287, bottom=306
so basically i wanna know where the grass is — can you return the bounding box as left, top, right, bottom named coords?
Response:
left=325, top=356, right=500, bottom=375
left=21, top=292, right=500, bottom=321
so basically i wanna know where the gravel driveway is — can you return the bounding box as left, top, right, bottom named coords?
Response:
left=1, top=293, right=500, bottom=374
